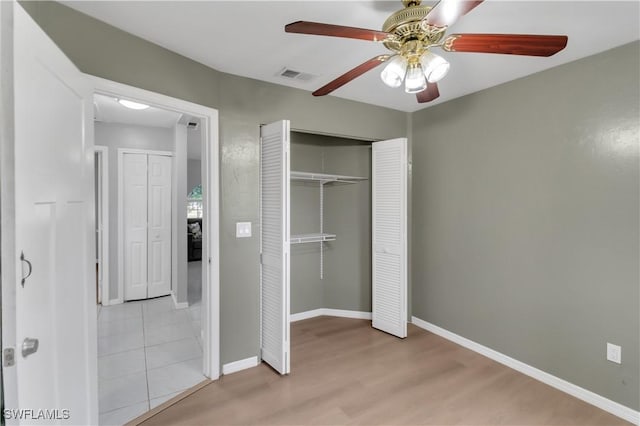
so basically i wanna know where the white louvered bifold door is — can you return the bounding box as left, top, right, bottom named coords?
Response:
left=260, top=120, right=291, bottom=375
left=372, top=138, right=408, bottom=338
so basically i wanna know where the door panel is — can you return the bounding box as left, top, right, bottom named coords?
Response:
left=147, top=155, right=172, bottom=298
left=9, top=3, right=98, bottom=423
left=260, top=120, right=290, bottom=375
left=123, top=153, right=148, bottom=301
left=372, top=138, right=408, bottom=338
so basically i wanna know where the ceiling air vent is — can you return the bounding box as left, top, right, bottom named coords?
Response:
left=276, top=67, right=316, bottom=82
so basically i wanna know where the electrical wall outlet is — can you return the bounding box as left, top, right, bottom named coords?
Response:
left=606, top=343, right=621, bottom=364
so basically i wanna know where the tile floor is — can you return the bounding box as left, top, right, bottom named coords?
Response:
left=98, top=291, right=204, bottom=425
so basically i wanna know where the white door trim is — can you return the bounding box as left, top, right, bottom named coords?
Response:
left=95, top=145, right=110, bottom=305
left=118, top=149, right=173, bottom=303
left=90, top=75, right=220, bottom=380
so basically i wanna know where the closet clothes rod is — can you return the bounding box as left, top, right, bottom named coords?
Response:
left=290, top=171, right=367, bottom=184
left=290, top=233, right=337, bottom=245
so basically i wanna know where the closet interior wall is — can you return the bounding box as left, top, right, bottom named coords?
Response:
left=290, top=132, right=372, bottom=315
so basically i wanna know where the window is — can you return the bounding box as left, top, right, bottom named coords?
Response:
left=187, top=184, right=203, bottom=218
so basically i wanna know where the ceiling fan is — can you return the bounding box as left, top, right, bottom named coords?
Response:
left=285, top=0, right=568, bottom=103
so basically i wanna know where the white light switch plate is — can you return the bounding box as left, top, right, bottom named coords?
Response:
left=236, top=222, right=252, bottom=238
left=607, top=343, right=621, bottom=364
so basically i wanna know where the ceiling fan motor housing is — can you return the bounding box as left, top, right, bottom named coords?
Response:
left=382, top=2, right=445, bottom=54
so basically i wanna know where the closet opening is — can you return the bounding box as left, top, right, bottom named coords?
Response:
left=289, top=131, right=373, bottom=321
left=260, top=121, right=408, bottom=376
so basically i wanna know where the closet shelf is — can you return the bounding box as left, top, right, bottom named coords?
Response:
left=290, top=233, right=336, bottom=245
left=291, top=171, right=367, bottom=185
left=290, top=170, right=366, bottom=278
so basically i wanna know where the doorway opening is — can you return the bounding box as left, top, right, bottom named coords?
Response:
left=90, top=77, right=219, bottom=425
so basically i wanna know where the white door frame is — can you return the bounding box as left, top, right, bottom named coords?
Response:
left=117, top=148, right=173, bottom=302
left=95, top=145, right=109, bottom=305
left=90, top=75, right=220, bottom=380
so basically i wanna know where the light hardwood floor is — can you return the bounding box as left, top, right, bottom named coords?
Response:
left=133, top=316, right=631, bottom=425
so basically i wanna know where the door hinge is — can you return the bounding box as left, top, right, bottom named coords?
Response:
left=259, top=253, right=263, bottom=264
left=3, top=348, right=15, bottom=367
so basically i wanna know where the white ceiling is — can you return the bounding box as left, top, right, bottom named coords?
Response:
left=93, top=93, right=181, bottom=128
left=69, top=1, right=639, bottom=112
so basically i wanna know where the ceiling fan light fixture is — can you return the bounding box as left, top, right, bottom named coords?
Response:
left=380, top=55, right=408, bottom=88
left=404, top=63, right=427, bottom=93
left=420, top=51, right=450, bottom=83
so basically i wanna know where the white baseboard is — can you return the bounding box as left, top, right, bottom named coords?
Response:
left=222, top=356, right=259, bottom=375
left=290, top=309, right=325, bottom=322
left=324, top=308, right=372, bottom=320
left=411, top=316, right=639, bottom=425
left=290, top=308, right=372, bottom=322
left=171, top=292, right=188, bottom=310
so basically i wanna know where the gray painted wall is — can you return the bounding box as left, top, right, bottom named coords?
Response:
left=411, top=42, right=639, bottom=410
left=290, top=136, right=324, bottom=314
left=320, top=137, right=372, bottom=312
left=21, top=1, right=408, bottom=365
left=94, top=122, right=174, bottom=302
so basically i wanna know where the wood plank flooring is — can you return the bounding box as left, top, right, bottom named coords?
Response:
left=133, top=316, right=631, bottom=425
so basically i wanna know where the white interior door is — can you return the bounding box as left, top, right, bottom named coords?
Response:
left=4, top=3, right=98, bottom=423
left=372, top=138, right=408, bottom=338
left=260, top=120, right=290, bottom=375
left=147, top=154, right=172, bottom=298
left=123, top=153, right=148, bottom=301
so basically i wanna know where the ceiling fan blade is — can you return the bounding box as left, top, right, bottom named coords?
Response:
left=416, top=83, right=440, bottom=103
left=443, top=34, right=568, bottom=57
left=285, top=21, right=395, bottom=43
left=313, top=55, right=391, bottom=97
left=423, top=0, right=484, bottom=29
